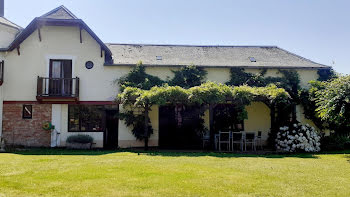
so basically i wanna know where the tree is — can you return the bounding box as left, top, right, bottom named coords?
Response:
left=314, top=75, right=350, bottom=135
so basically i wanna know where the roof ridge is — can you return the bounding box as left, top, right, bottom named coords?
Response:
left=40, top=5, right=78, bottom=19
left=106, top=43, right=278, bottom=48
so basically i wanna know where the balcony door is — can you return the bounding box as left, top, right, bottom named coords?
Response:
left=49, top=60, right=72, bottom=96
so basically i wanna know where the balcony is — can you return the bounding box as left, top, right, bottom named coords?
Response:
left=0, top=60, right=4, bottom=86
left=36, top=77, right=79, bottom=103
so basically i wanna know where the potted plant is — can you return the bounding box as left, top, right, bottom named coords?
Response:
left=66, top=135, right=94, bottom=149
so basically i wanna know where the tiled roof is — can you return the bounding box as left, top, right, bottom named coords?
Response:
left=106, top=43, right=329, bottom=69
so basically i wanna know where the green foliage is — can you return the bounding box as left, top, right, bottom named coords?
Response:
left=169, top=65, right=207, bottom=88
left=317, top=68, right=337, bottom=81
left=278, top=70, right=300, bottom=99
left=298, top=82, right=326, bottom=129
left=226, top=68, right=300, bottom=100
left=321, top=135, right=350, bottom=151
left=118, top=61, right=164, bottom=91
left=118, top=81, right=290, bottom=108
left=118, top=63, right=208, bottom=91
left=226, top=68, right=254, bottom=86
left=117, top=64, right=293, bottom=147
left=313, top=75, right=350, bottom=134
left=66, top=135, right=93, bottom=144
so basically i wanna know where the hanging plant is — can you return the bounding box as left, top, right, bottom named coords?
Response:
left=42, top=122, right=55, bottom=131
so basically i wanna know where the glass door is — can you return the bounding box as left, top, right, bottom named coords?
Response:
left=49, top=60, right=72, bottom=96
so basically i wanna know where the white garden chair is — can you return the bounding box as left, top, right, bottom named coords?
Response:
left=218, top=131, right=231, bottom=151
left=245, top=132, right=256, bottom=151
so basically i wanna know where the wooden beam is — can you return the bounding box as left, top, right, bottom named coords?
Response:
left=38, top=27, right=42, bottom=42
left=17, top=46, right=20, bottom=56
left=79, top=27, right=82, bottom=43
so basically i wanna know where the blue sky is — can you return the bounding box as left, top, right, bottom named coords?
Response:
left=4, top=0, right=350, bottom=74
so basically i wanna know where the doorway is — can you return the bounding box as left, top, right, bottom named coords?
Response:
left=159, top=105, right=203, bottom=149
left=49, top=59, right=72, bottom=96
left=104, top=110, right=119, bottom=149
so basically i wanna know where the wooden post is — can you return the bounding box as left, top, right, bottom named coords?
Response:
left=209, top=104, right=215, bottom=150
left=269, top=103, right=276, bottom=148
left=38, top=27, right=42, bottom=42
left=270, top=104, right=276, bottom=131
left=79, top=27, right=82, bottom=43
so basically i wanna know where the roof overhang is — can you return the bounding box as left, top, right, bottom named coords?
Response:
left=104, top=63, right=332, bottom=70
left=1, top=17, right=112, bottom=59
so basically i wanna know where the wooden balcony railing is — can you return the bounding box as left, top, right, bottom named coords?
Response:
left=0, top=60, right=4, bottom=86
left=37, top=77, right=79, bottom=102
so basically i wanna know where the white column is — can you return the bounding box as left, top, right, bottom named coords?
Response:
left=51, top=104, right=62, bottom=147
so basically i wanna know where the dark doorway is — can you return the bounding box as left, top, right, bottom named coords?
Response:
left=159, top=105, right=203, bottom=149
left=104, top=110, right=118, bottom=149
left=49, top=59, right=73, bottom=96
left=212, top=104, right=245, bottom=133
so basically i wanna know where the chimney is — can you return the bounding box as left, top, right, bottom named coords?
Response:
left=0, top=0, right=4, bottom=17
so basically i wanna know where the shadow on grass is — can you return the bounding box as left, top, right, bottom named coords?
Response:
left=4, top=148, right=347, bottom=159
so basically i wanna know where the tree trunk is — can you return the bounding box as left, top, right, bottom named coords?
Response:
left=292, top=102, right=297, bottom=122
left=144, top=105, right=149, bottom=151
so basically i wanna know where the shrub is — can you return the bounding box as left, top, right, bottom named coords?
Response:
left=66, top=135, right=93, bottom=144
left=320, top=135, right=350, bottom=151
left=275, top=123, right=321, bottom=152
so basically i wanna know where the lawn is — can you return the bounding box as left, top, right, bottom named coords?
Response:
left=0, top=149, right=350, bottom=197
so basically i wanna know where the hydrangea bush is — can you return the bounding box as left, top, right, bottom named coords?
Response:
left=276, top=123, right=321, bottom=152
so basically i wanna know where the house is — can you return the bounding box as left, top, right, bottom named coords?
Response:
left=0, top=3, right=331, bottom=149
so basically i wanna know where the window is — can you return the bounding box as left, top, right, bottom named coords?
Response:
left=156, top=56, right=162, bottom=60
left=249, top=57, right=256, bottom=62
left=68, top=105, right=105, bottom=132
left=23, top=105, right=32, bottom=119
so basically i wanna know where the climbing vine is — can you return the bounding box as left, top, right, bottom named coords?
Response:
left=168, top=65, right=207, bottom=88
left=226, top=68, right=300, bottom=99
left=118, top=61, right=164, bottom=91
left=117, top=82, right=291, bottom=149
left=117, top=62, right=335, bottom=150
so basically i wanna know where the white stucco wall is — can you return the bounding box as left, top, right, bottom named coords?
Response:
left=0, top=24, right=19, bottom=48
left=2, top=25, right=127, bottom=102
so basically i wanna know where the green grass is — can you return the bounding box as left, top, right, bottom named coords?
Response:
left=0, top=149, right=350, bottom=197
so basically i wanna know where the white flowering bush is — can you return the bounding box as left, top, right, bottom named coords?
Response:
left=275, top=123, right=321, bottom=152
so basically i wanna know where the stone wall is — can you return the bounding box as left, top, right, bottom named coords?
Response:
left=2, top=103, right=52, bottom=147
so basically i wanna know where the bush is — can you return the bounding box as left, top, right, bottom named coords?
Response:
left=320, top=135, right=350, bottom=151
left=275, top=123, right=321, bottom=152
left=66, top=135, right=93, bottom=144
